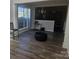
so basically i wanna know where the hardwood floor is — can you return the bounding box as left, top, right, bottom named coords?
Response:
left=10, top=31, right=68, bottom=59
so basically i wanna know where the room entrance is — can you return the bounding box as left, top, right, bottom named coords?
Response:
left=17, top=5, right=31, bottom=30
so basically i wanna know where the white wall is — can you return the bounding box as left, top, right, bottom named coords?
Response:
left=63, top=10, right=69, bottom=50
left=10, top=0, right=18, bottom=29
left=13, top=0, right=68, bottom=4
left=10, top=0, right=13, bottom=22
left=13, top=0, right=47, bottom=3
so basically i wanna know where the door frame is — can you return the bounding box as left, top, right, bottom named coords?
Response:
left=16, top=4, right=32, bottom=32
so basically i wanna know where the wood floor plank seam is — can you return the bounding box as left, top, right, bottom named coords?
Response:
left=10, top=31, right=68, bottom=59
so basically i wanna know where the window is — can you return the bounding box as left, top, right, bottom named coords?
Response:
left=18, top=7, right=31, bottom=29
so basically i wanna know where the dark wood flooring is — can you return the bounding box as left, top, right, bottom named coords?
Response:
left=10, top=31, right=68, bottom=59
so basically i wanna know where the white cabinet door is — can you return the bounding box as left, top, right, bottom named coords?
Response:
left=35, top=20, right=54, bottom=32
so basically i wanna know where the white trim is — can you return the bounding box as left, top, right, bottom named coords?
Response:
left=19, top=27, right=28, bottom=34
left=19, top=27, right=28, bottom=31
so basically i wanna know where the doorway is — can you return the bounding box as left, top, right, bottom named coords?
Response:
left=17, top=5, right=31, bottom=30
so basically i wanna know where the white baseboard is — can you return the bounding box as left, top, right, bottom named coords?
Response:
left=10, top=28, right=28, bottom=37
left=19, top=29, right=28, bottom=34
left=19, top=28, right=28, bottom=34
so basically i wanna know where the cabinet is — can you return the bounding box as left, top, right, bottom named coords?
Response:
left=35, top=20, right=55, bottom=32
